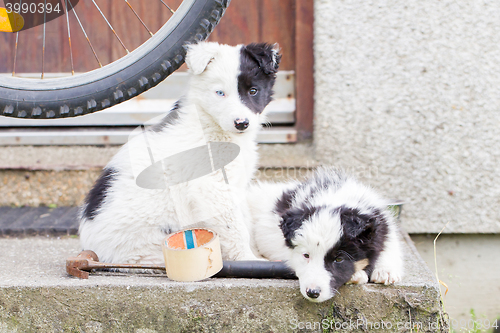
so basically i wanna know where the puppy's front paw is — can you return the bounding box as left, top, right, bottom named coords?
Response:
left=370, top=268, right=402, bottom=285
left=347, top=270, right=369, bottom=284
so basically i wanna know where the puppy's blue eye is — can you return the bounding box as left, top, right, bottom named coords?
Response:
left=216, top=90, right=225, bottom=97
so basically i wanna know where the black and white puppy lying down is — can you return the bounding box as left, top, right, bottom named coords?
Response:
left=247, top=167, right=403, bottom=302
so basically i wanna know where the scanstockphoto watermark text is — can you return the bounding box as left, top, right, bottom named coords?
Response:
left=255, top=161, right=380, bottom=181
left=290, top=318, right=442, bottom=331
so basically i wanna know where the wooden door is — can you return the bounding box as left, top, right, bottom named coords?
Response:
left=208, top=0, right=313, bottom=140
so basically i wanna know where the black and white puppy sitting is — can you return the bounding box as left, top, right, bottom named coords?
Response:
left=247, top=167, right=403, bottom=302
left=79, top=42, right=280, bottom=264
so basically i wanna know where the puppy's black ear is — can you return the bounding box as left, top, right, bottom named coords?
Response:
left=280, top=207, right=312, bottom=248
left=340, top=206, right=376, bottom=239
left=243, top=43, right=281, bottom=75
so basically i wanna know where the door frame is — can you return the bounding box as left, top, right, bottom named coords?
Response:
left=294, top=0, right=314, bottom=141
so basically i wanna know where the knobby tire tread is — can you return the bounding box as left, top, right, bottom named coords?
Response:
left=0, top=0, right=230, bottom=119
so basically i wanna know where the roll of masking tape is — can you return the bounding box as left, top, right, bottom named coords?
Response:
left=162, top=228, right=223, bottom=282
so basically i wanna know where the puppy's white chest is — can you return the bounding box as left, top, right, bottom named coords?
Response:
left=232, top=139, right=257, bottom=183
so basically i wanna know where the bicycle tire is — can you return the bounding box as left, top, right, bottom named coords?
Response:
left=0, top=0, right=230, bottom=119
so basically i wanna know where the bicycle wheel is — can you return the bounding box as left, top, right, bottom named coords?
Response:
left=0, top=0, right=230, bottom=119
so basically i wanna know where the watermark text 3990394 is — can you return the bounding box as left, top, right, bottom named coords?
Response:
left=1, top=0, right=80, bottom=32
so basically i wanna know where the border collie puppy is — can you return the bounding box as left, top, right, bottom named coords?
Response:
left=79, top=42, right=280, bottom=264
left=247, top=167, right=403, bottom=302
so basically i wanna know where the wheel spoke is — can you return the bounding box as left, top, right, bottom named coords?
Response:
left=10, top=0, right=178, bottom=77
left=67, top=0, right=102, bottom=68
left=91, top=0, right=129, bottom=53
left=159, top=0, right=175, bottom=14
left=12, top=0, right=22, bottom=77
left=124, top=0, right=153, bottom=37
left=0, top=0, right=231, bottom=119
left=64, top=0, right=75, bottom=75
left=41, top=0, right=47, bottom=79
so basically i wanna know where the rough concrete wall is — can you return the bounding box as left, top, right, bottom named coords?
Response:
left=314, top=0, right=500, bottom=233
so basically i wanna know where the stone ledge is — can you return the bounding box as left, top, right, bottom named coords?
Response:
left=0, top=168, right=314, bottom=208
left=0, top=233, right=448, bottom=332
left=0, top=144, right=317, bottom=208
left=0, top=143, right=317, bottom=171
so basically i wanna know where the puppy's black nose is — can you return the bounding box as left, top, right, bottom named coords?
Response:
left=234, top=118, right=249, bottom=131
left=306, top=288, right=321, bottom=299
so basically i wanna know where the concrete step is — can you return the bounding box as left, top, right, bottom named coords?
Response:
left=0, top=230, right=448, bottom=332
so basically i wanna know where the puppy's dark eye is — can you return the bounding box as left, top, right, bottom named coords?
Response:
left=303, top=253, right=310, bottom=259
left=334, top=257, right=343, bottom=263
left=249, top=88, right=258, bottom=96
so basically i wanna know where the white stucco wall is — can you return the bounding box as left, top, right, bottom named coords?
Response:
left=313, top=0, right=500, bottom=233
